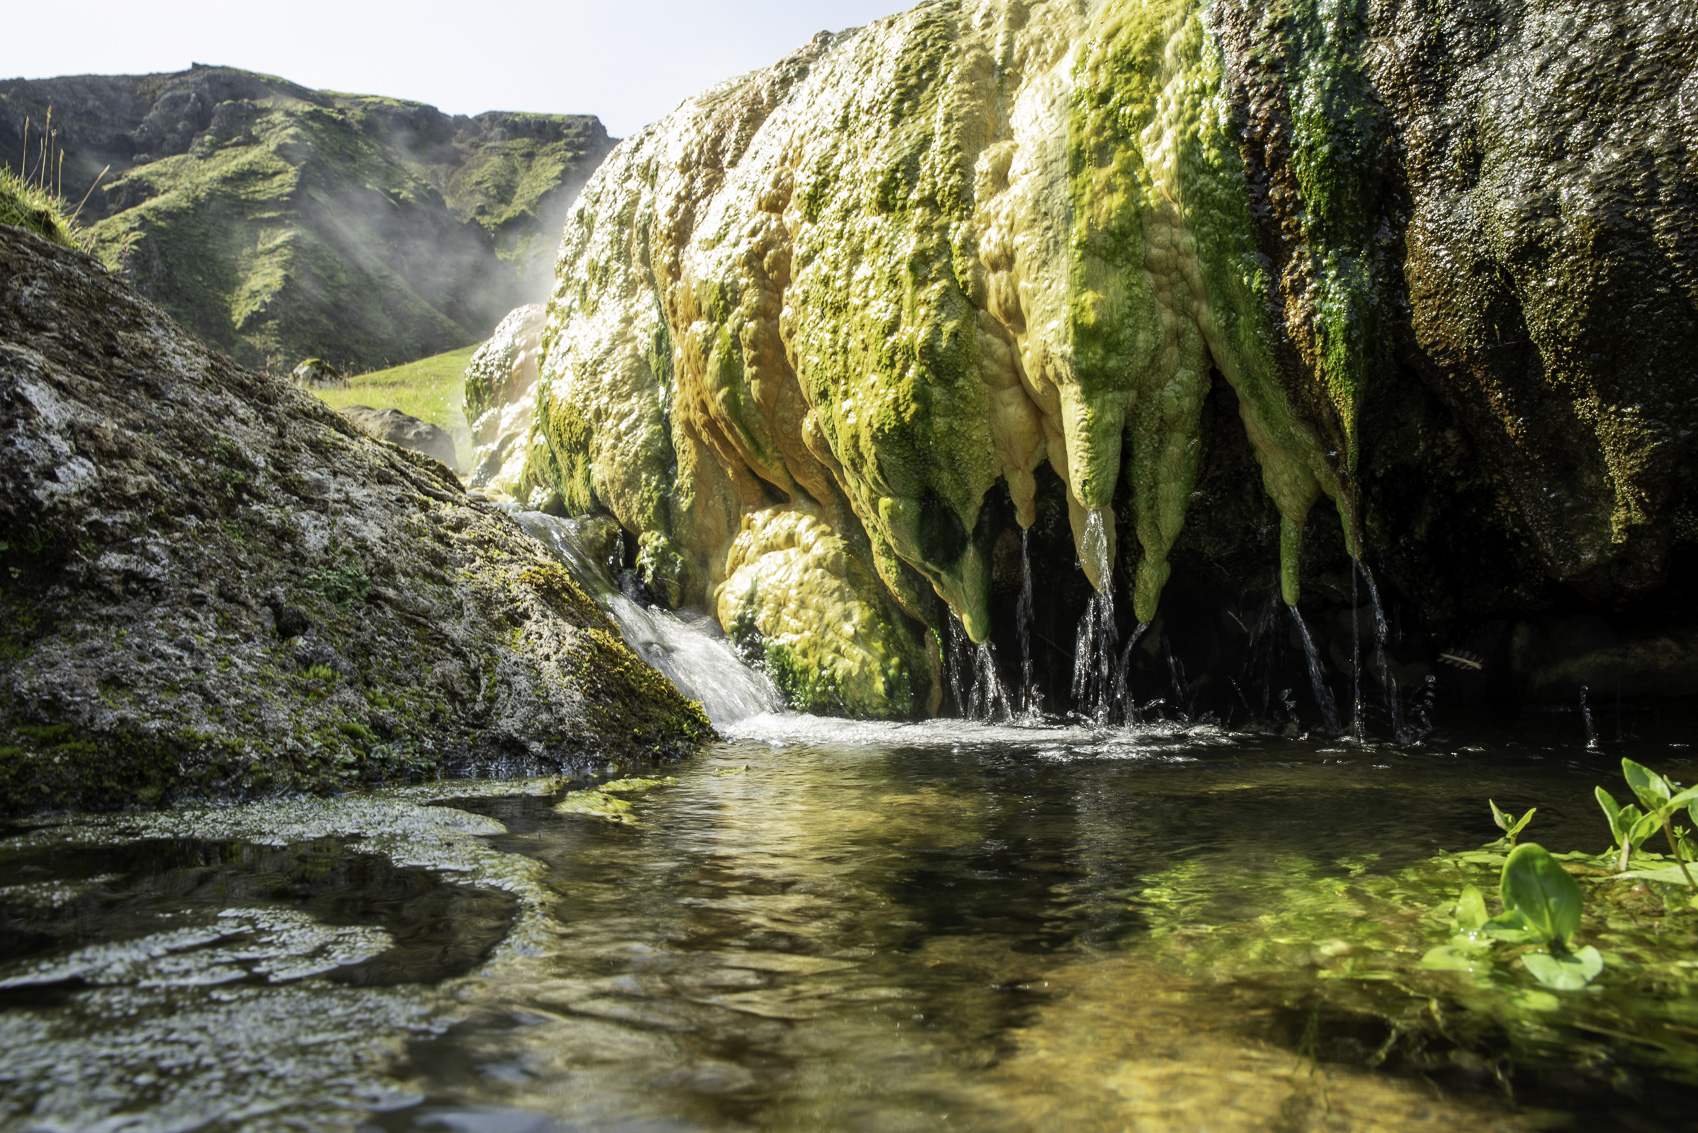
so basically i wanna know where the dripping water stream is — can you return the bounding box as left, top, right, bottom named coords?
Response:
left=1288, top=604, right=1343, bottom=736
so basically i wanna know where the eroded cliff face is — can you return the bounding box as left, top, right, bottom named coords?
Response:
left=506, top=0, right=1696, bottom=718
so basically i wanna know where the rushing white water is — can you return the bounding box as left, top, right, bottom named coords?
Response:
left=1072, top=509, right=1121, bottom=724
left=508, top=511, right=781, bottom=729
left=945, top=614, right=1016, bottom=722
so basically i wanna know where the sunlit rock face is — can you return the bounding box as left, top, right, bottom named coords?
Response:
left=508, top=0, right=1697, bottom=718
left=465, top=303, right=547, bottom=493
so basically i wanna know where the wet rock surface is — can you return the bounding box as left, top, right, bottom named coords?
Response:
left=0, top=225, right=711, bottom=816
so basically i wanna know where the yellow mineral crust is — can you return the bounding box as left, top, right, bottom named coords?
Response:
left=518, top=0, right=1350, bottom=715
left=718, top=509, right=940, bottom=718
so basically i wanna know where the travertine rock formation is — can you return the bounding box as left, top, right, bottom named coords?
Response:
left=494, top=0, right=1695, bottom=717
left=464, top=303, right=547, bottom=493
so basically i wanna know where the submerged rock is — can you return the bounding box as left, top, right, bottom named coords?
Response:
left=338, top=404, right=458, bottom=472
left=0, top=225, right=713, bottom=816
left=479, top=0, right=1696, bottom=719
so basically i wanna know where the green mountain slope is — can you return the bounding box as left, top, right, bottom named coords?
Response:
left=0, top=66, right=614, bottom=371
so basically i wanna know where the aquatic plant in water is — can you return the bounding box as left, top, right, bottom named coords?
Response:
left=1129, top=757, right=1698, bottom=1090
left=1487, top=799, right=1534, bottom=848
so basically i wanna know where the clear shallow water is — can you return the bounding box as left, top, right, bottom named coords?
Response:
left=4, top=716, right=1696, bottom=1132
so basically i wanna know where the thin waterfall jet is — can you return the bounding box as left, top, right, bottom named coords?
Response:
left=1359, top=563, right=1403, bottom=742
left=1113, top=621, right=1151, bottom=725
left=1071, top=510, right=1121, bottom=725
left=1288, top=604, right=1342, bottom=735
left=1581, top=685, right=1601, bottom=752
left=1351, top=564, right=1364, bottom=743
left=1017, top=529, right=1037, bottom=717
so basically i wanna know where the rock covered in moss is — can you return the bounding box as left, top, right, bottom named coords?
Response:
left=486, top=0, right=1696, bottom=718
left=0, top=224, right=712, bottom=817
left=339, top=404, right=459, bottom=472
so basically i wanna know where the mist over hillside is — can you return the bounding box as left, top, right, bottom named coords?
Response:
left=0, top=65, right=615, bottom=371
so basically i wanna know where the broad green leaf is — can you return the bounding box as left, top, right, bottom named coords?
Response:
left=1500, top=843, right=1583, bottom=946
left=1480, top=910, right=1536, bottom=944
left=1489, top=799, right=1511, bottom=832
left=1509, top=809, right=1535, bottom=838
left=1623, top=758, right=1671, bottom=812
left=1595, top=787, right=1624, bottom=842
left=1521, top=945, right=1603, bottom=991
left=1628, top=811, right=1664, bottom=846
left=1454, top=884, right=1488, bottom=932
left=1662, top=785, right=1698, bottom=815
left=1420, top=942, right=1494, bottom=973
left=1508, top=988, right=1561, bottom=1013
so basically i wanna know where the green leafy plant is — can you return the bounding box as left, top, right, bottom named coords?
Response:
left=303, top=561, right=371, bottom=608
left=1500, top=843, right=1604, bottom=990
left=1488, top=799, right=1535, bottom=847
left=1432, top=844, right=1605, bottom=990
left=1619, top=758, right=1698, bottom=890
left=1595, top=785, right=1664, bottom=872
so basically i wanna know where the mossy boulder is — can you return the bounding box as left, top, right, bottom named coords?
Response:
left=0, top=223, right=711, bottom=817
left=291, top=357, right=346, bottom=389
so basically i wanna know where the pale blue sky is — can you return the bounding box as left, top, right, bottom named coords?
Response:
left=2, top=0, right=905, bottom=137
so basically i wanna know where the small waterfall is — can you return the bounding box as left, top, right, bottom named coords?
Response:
left=1350, top=566, right=1364, bottom=743
left=1112, top=621, right=1151, bottom=725
left=946, top=615, right=1014, bottom=722
left=944, top=616, right=967, bottom=715
left=1358, top=564, right=1404, bottom=742
left=1016, top=529, right=1038, bottom=717
left=1071, top=509, right=1122, bottom=724
left=1581, top=684, right=1601, bottom=752
left=510, top=511, right=780, bottom=728
left=970, top=640, right=1014, bottom=722
left=1163, top=636, right=1191, bottom=723
left=1287, top=604, right=1342, bottom=735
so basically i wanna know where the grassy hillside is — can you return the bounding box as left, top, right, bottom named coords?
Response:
left=315, top=345, right=479, bottom=469
left=0, top=67, right=613, bottom=373
left=0, top=166, right=81, bottom=247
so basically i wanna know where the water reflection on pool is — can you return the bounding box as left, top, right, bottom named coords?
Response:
left=3, top=716, right=1694, bottom=1131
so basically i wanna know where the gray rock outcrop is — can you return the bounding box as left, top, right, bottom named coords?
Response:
left=0, top=224, right=711, bottom=816
left=290, top=357, right=346, bottom=388
left=339, top=404, right=459, bottom=472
